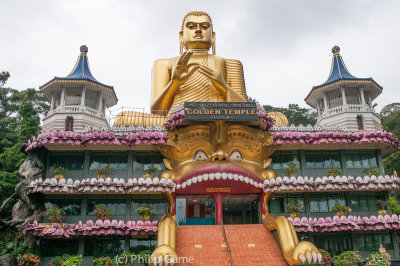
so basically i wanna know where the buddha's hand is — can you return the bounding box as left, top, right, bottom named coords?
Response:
left=171, top=51, right=200, bottom=85
left=149, top=245, right=178, bottom=266
left=197, top=65, right=228, bottom=96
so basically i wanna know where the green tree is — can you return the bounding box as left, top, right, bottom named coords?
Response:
left=263, top=103, right=317, bottom=126
left=381, top=109, right=400, bottom=175
left=0, top=72, right=49, bottom=217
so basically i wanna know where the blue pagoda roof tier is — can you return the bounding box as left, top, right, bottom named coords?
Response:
left=39, top=45, right=117, bottom=103
left=305, top=46, right=382, bottom=107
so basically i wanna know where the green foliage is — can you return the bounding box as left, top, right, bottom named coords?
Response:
left=0, top=232, right=31, bottom=257
left=285, top=202, right=303, bottom=213
left=333, top=251, right=364, bottom=265
left=389, top=196, right=400, bottom=214
left=17, top=253, right=41, bottom=266
left=381, top=106, right=400, bottom=175
left=45, top=205, right=66, bottom=223
left=144, top=164, right=160, bottom=174
left=285, top=162, right=298, bottom=177
left=116, top=251, right=135, bottom=265
left=376, top=199, right=390, bottom=210
left=332, top=204, right=351, bottom=214
left=362, top=167, right=382, bottom=176
left=136, top=206, right=153, bottom=216
left=327, top=166, right=343, bottom=177
left=62, top=255, right=83, bottom=266
left=94, top=204, right=113, bottom=221
left=49, top=166, right=68, bottom=175
left=263, top=103, right=317, bottom=126
left=50, top=254, right=73, bottom=265
left=366, top=252, right=390, bottom=266
left=318, top=249, right=333, bottom=266
left=137, top=250, right=152, bottom=265
left=93, top=256, right=116, bottom=266
left=0, top=74, right=49, bottom=216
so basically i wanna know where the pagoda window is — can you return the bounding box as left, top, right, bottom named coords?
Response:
left=89, top=152, right=128, bottom=171
left=344, top=150, right=378, bottom=169
left=85, top=89, right=99, bottom=109
left=87, top=195, right=126, bottom=216
left=134, top=151, right=165, bottom=176
left=131, top=194, right=167, bottom=221
left=64, top=88, right=82, bottom=105
left=48, top=151, right=84, bottom=171
left=305, top=151, right=341, bottom=169
left=309, top=193, right=345, bottom=213
left=65, top=116, right=74, bottom=131
left=84, top=238, right=125, bottom=257
left=328, top=90, right=343, bottom=109
left=355, top=232, right=393, bottom=252
left=44, top=195, right=82, bottom=216
left=130, top=236, right=157, bottom=254
left=38, top=239, right=79, bottom=256
left=346, top=89, right=360, bottom=105
left=314, top=232, right=352, bottom=256
left=271, top=151, right=301, bottom=170
left=349, top=191, right=384, bottom=212
left=357, top=115, right=364, bottom=130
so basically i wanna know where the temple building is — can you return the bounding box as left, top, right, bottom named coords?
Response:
left=20, top=12, right=400, bottom=266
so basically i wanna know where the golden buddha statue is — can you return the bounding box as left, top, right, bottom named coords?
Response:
left=150, top=11, right=248, bottom=115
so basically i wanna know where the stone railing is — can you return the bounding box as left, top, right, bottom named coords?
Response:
left=321, top=104, right=378, bottom=119
left=47, top=105, right=102, bottom=117
left=288, top=214, right=400, bottom=232
left=23, top=219, right=158, bottom=238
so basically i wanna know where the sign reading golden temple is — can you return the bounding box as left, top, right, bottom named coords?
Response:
left=184, top=102, right=257, bottom=120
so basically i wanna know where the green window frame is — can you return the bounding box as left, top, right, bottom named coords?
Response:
left=48, top=151, right=85, bottom=170
left=84, top=238, right=125, bottom=257
left=350, top=192, right=384, bottom=212
left=344, top=150, right=378, bottom=169
left=356, top=232, right=393, bottom=251
left=269, top=193, right=305, bottom=214
left=134, top=151, right=165, bottom=176
left=309, top=193, right=346, bottom=213
left=305, top=151, right=341, bottom=169
left=44, top=195, right=82, bottom=216
left=271, top=151, right=301, bottom=170
left=89, top=151, right=128, bottom=171
left=314, top=232, right=352, bottom=256
left=87, top=195, right=127, bottom=216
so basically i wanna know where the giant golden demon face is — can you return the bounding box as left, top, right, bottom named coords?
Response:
left=159, top=122, right=277, bottom=187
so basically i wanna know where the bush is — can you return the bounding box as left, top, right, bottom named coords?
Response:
left=318, top=249, right=333, bottom=266
left=327, top=166, right=343, bottom=177
left=366, top=252, right=390, bottom=266
left=63, top=255, right=83, bottom=266
left=362, top=167, right=382, bottom=176
left=94, top=204, right=113, bottom=221
left=17, top=254, right=40, bottom=266
left=50, top=254, right=72, bottom=265
left=389, top=195, right=400, bottom=214
left=285, top=162, right=298, bottom=177
left=93, top=256, right=116, bottom=266
left=333, top=251, right=364, bottom=266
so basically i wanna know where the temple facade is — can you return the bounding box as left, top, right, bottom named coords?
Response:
left=20, top=12, right=400, bottom=266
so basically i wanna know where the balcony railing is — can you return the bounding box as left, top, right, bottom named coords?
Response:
left=322, top=104, right=378, bottom=118
left=47, top=105, right=103, bottom=117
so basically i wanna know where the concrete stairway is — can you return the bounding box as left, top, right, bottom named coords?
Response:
left=176, top=224, right=287, bottom=266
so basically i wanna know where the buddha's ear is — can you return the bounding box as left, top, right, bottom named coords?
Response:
left=179, top=31, right=184, bottom=54
left=212, top=32, right=216, bottom=55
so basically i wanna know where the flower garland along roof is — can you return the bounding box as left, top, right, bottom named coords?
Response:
left=24, top=130, right=168, bottom=152
left=288, top=214, right=400, bottom=233
left=23, top=219, right=158, bottom=238
left=24, top=129, right=399, bottom=152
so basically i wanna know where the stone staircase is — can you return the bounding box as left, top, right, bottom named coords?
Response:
left=176, top=224, right=287, bottom=266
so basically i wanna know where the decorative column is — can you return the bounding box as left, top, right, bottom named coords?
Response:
left=60, top=87, right=66, bottom=106
left=368, top=95, right=372, bottom=107
left=341, top=87, right=347, bottom=105
left=316, top=102, right=321, bottom=116
left=98, top=91, right=103, bottom=114
left=323, top=93, right=329, bottom=112
left=213, top=193, right=224, bottom=225
left=50, top=94, right=55, bottom=111
left=359, top=88, right=366, bottom=105
left=81, top=87, right=86, bottom=106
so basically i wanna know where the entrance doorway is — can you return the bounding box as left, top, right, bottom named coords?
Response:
left=176, top=195, right=215, bottom=225
left=222, top=195, right=260, bottom=224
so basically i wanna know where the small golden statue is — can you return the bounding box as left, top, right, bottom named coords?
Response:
left=150, top=11, right=247, bottom=115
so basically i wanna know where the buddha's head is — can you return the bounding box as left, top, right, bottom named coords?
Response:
left=180, top=11, right=216, bottom=54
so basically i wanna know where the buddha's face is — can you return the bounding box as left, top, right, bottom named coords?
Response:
left=182, top=15, right=213, bottom=50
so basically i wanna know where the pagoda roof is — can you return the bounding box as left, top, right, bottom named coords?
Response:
left=305, top=46, right=382, bottom=106
left=40, top=45, right=117, bottom=102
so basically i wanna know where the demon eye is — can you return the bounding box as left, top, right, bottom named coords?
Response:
left=194, top=151, right=208, bottom=161
left=230, top=151, right=242, bottom=161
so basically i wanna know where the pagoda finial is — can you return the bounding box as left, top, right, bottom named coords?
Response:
left=332, top=46, right=340, bottom=54
left=80, top=45, right=88, bottom=54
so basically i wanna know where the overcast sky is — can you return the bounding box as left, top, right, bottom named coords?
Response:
left=1, top=0, right=400, bottom=116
